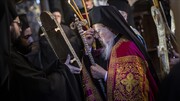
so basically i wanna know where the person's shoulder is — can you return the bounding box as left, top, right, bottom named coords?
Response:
left=61, top=24, right=70, bottom=28
left=118, top=40, right=136, bottom=49
left=115, top=40, right=142, bottom=57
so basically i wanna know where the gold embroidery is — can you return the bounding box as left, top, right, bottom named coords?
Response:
left=82, top=60, right=103, bottom=101
left=113, top=56, right=149, bottom=101
left=121, top=73, right=138, bottom=92
left=107, top=37, right=127, bottom=101
left=107, top=38, right=149, bottom=101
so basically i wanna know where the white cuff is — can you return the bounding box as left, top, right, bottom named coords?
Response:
left=104, top=71, right=108, bottom=82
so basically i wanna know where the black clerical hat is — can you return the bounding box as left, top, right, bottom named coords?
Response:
left=89, top=6, right=126, bottom=34
left=108, top=0, right=130, bottom=14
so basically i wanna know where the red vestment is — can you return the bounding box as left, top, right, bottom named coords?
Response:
left=107, top=37, right=158, bottom=101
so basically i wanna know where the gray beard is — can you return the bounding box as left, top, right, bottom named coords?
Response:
left=102, top=39, right=114, bottom=60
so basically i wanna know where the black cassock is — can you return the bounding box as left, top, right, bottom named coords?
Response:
left=158, top=62, right=180, bottom=101
left=39, top=24, right=83, bottom=68
left=0, top=0, right=18, bottom=99
left=9, top=47, right=82, bottom=101
left=38, top=23, right=84, bottom=100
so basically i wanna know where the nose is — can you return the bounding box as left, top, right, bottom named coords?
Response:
left=28, top=36, right=34, bottom=43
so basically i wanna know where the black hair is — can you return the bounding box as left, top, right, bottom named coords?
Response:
left=51, top=8, right=61, bottom=14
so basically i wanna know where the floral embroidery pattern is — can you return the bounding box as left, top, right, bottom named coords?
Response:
left=121, top=73, right=138, bottom=92
left=107, top=38, right=149, bottom=101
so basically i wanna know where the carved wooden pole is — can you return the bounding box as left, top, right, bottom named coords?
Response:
left=170, top=0, right=180, bottom=52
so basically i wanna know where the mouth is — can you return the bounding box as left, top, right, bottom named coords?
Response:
left=27, top=42, right=33, bottom=49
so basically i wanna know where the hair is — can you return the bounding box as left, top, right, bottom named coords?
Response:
left=51, top=8, right=61, bottom=14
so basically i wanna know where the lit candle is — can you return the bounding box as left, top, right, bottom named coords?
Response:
left=68, top=0, right=83, bottom=21
left=81, top=0, right=90, bottom=27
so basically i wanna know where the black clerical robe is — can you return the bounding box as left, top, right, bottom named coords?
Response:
left=9, top=47, right=82, bottom=101
left=158, top=62, right=180, bottom=101
left=39, top=24, right=82, bottom=68
left=0, top=0, right=18, bottom=99
left=38, top=23, right=84, bottom=100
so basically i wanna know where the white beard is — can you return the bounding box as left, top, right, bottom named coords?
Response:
left=102, top=38, right=114, bottom=60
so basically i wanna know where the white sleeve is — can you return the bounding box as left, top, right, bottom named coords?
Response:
left=104, top=71, right=108, bottom=82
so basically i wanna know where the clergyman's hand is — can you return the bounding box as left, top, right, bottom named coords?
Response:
left=90, top=64, right=107, bottom=79
left=64, top=54, right=81, bottom=74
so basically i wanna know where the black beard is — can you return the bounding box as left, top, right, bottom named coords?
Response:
left=14, top=37, right=32, bottom=55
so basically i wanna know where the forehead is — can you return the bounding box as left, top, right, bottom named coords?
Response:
left=52, top=11, right=61, bottom=16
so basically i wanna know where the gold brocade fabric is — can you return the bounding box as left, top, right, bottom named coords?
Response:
left=82, top=60, right=103, bottom=101
left=107, top=38, right=149, bottom=101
